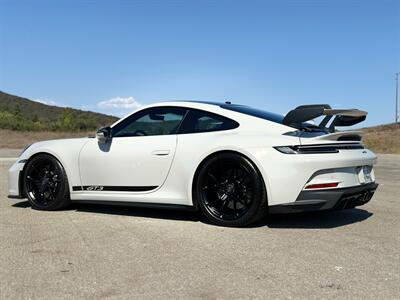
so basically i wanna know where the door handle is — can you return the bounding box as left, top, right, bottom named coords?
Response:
left=152, top=150, right=170, bottom=156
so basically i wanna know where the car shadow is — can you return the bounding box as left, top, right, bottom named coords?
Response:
left=12, top=201, right=31, bottom=208
left=12, top=201, right=372, bottom=229
left=12, top=200, right=201, bottom=223
left=73, top=202, right=201, bottom=222
left=262, top=209, right=373, bottom=229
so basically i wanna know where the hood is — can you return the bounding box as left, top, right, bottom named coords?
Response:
left=20, top=137, right=91, bottom=160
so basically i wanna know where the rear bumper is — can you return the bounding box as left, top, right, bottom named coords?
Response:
left=269, top=182, right=378, bottom=214
left=253, top=147, right=377, bottom=206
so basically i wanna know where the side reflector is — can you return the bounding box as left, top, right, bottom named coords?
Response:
left=305, top=182, right=339, bottom=189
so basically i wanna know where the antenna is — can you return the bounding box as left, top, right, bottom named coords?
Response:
left=396, top=72, right=399, bottom=123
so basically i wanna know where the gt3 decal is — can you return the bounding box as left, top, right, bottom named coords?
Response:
left=72, top=186, right=158, bottom=192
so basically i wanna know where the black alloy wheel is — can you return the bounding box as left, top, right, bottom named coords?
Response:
left=195, top=153, right=267, bottom=227
left=23, top=154, right=71, bottom=210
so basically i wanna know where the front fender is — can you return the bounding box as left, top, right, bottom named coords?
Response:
left=20, top=138, right=90, bottom=192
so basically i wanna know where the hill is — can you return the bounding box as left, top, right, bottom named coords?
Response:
left=0, top=91, right=118, bottom=131
left=0, top=91, right=398, bottom=153
left=362, top=123, right=400, bottom=154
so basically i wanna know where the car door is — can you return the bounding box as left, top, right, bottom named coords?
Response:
left=78, top=106, right=188, bottom=193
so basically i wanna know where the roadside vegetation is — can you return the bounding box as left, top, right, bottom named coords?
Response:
left=0, top=105, right=100, bottom=131
left=0, top=91, right=117, bottom=132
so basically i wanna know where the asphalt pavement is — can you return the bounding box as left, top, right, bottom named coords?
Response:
left=0, top=152, right=399, bottom=299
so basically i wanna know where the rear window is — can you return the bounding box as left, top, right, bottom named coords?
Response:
left=220, top=104, right=285, bottom=124
left=220, top=104, right=323, bottom=132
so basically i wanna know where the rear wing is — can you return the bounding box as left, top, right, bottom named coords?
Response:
left=282, top=104, right=367, bottom=132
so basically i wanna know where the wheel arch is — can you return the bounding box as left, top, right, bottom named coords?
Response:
left=191, top=150, right=269, bottom=210
left=20, top=151, right=71, bottom=197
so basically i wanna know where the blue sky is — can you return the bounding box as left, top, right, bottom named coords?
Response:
left=1, top=0, right=399, bottom=126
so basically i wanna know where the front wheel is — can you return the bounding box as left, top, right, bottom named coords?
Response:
left=23, top=154, right=71, bottom=210
left=195, top=153, right=267, bottom=227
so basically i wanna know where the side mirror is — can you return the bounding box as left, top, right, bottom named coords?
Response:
left=96, top=127, right=112, bottom=144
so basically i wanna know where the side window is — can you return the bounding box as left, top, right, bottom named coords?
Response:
left=179, top=109, right=239, bottom=134
left=112, top=107, right=187, bottom=137
left=196, top=116, right=224, bottom=132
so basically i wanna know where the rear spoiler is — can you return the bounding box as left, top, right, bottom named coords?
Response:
left=282, top=104, right=367, bottom=132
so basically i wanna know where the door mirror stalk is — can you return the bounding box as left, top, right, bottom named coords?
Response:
left=96, top=127, right=112, bottom=144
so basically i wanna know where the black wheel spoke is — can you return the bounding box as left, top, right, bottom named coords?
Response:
left=227, top=168, right=234, bottom=179
left=203, top=191, right=219, bottom=203
left=26, top=175, right=41, bottom=185
left=230, top=193, right=248, bottom=208
left=233, top=196, right=237, bottom=215
left=202, top=184, right=217, bottom=191
left=53, top=174, right=60, bottom=183
left=207, top=172, right=220, bottom=185
left=30, top=164, right=41, bottom=175
left=236, top=170, right=248, bottom=184
left=220, top=199, right=228, bottom=214
left=230, top=168, right=240, bottom=181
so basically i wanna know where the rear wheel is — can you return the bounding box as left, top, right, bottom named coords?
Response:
left=195, top=153, right=267, bottom=227
left=23, top=154, right=71, bottom=210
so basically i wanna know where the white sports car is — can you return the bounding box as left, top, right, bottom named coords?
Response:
left=8, top=101, right=378, bottom=227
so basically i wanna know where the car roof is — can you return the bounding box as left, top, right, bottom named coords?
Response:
left=153, top=100, right=227, bottom=107
left=146, top=100, right=246, bottom=110
left=138, top=100, right=227, bottom=111
left=179, top=100, right=230, bottom=106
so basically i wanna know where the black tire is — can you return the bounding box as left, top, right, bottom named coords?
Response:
left=23, top=153, right=71, bottom=211
left=194, top=153, right=267, bottom=227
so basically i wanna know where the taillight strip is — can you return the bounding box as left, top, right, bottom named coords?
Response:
left=275, top=143, right=364, bottom=154
left=305, top=182, right=339, bottom=189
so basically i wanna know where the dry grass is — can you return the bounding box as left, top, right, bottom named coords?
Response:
left=1, top=123, right=399, bottom=154
left=362, top=123, right=400, bottom=154
left=1, top=129, right=93, bottom=149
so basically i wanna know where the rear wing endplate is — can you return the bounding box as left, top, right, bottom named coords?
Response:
left=282, top=104, right=367, bottom=132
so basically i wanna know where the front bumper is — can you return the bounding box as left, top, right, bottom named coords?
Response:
left=8, top=160, right=25, bottom=199
left=269, top=182, right=378, bottom=214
